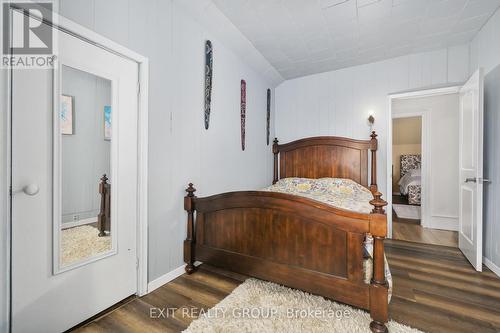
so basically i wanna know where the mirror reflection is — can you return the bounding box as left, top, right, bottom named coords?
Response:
left=60, top=65, right=113, bottom=267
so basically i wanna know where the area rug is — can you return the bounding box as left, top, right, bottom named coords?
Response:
left=61, top=225, right=111, bottom=266
left=393, top=204, right=421, bottom=220
left=184, top=278, right=421, bottom=333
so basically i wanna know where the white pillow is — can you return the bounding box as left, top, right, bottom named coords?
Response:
left=408, top=168, right=421, bottom=177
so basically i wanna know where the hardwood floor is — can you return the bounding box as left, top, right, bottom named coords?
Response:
left=392, top=195, right=458, bottom=247
left=393, top=222, right=459, bottom=247
left=70, top=240, right=500, bottom=333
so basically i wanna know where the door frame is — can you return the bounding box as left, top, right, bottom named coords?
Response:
left=391, top=111, right=428, bottom=227
left=386, top=86, right=460, bottom=238
left=3, top=6, right=150, bottom=330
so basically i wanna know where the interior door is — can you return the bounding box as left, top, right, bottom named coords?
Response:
left=458, top=69, right=484, bottom=271
left=11, top=21, right=139, bottom=332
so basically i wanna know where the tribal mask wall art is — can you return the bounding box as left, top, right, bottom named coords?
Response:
left=204, top=40, right=213, bottom=129
left=266, top=89, right=271, bottom=146
left=240, top=80, right=246, bottom=151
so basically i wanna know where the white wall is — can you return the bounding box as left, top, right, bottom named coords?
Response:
left=61, top=66, right=111, bottom=224
left=58, top=0, right=279, bottom=281
left=470, top=7, right=500, bottom=274
left=275, top=45, right=471, bottom=206
left=393, top=94, right=460, bottom=231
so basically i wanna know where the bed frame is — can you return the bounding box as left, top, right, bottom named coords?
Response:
left=184, top=132, right=389, bottom=332
left=97, top=174, right=111, bottom=237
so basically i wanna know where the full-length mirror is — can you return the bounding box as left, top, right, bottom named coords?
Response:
left=58, top=65, right=114, bottom=269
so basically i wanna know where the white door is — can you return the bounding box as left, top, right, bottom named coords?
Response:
left=458, top=69, right=484, bottom=271
left=11, top=23, right=139, bottom=332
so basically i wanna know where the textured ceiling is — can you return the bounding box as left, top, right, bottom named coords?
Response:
left=213, top=0, right=500, bottom=79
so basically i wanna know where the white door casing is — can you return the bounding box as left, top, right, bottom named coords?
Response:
left=11, top=21, right=141, bottom=333
left=458, top=69, right=484, bottom=272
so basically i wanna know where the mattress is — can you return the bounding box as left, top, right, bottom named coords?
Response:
left=399, top=168, right=421, bottom=196
left=263, top=177, right=392, bottom=300
left=399, top=169, right=421, bottom=205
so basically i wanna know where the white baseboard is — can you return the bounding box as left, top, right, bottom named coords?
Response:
left=61, top=217, right=97, bottom=229
left=427, top=215, right=458, bottom=231
left=484, top=256, right=500, bottom=278
left=147, top=261, right=202, bottom=293
left=147, top=265, right=185, bottom=293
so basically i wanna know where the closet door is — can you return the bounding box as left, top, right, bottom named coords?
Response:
left=11, top=18, right=139, bottom=332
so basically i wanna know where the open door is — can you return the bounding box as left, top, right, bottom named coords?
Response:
left=458, top=69, right=484, bottom=271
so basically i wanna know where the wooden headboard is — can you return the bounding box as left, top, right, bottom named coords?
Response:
left=273, top=132, right=378, bottom=192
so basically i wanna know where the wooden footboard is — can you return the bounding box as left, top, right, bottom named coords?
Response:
left=183, top=132, right=389, bottom=332
left=184, top=184, right=389, bottom=332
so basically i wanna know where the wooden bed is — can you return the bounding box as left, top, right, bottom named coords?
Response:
left=183, top=132, right=389, bottom=332
left=97, top=174, right=111, bottom=237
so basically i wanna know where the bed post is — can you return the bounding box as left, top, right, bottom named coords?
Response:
left=369, top=193, right=388, bottom=333
left=370, top=131, right=378, bottom=193
left=273, top=138, right=279, bottom=184
left=184, top=183, right=197, bottom=274
left=97, top=174, right=108, bottom=237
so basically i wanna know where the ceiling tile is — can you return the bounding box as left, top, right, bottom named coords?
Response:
left=322, top=0, right=357, bottom=21
left=425, top=0, right=468, bottom=20
left=453, top=14, right=491, bottom=33
left=213, top=0, right=500, bottom=79
left=460, top=0, right=500, bottom=19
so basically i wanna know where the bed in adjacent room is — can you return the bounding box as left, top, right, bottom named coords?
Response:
left=399, top=154, right=421, bottom=205
left=183, top=133, right=390, bottom=333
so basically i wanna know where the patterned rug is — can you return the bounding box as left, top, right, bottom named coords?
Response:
left=61, top=225, right=111, bottom=266
left=184, top=278, right=421, bottom=333
left=393, top=204, right=421, bottom=220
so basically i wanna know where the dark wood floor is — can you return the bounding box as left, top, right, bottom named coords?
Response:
left=392, top=195, right=459, bottom=247
left=72, top=240, right=500, bottom=333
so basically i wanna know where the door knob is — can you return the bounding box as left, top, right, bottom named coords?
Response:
left=465, top=177, right=477, bottom=183
left=13, top=184, right=40, bottom=196
left=480, top=178, right=492, bottom=184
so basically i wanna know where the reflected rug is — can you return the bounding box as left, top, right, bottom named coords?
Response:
left=61, top=225, right=111, bottom=266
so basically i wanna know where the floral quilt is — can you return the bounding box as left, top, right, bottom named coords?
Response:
left=263, top=177, right=374, bottom=214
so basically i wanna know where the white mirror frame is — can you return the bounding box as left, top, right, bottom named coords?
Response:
left=52, top=61, right=120, bottom=274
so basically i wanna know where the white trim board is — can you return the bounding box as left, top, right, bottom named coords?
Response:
left=147, top=262, right=202, bottom=293
left=428, top=214, right=459, bottom=231
left=484, top=257, right=500, bottom=278
left=147, top=265, right=185, bottom=293
left=61, top=217, right=97, bottom=229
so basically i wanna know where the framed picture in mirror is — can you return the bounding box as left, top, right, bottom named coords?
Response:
left=60, top=94, right=74, bottom=135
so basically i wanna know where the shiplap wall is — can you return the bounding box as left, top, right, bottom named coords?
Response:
left=275, top=44, right=471, bottom=210
left=470, top=7, right=500, bottom=274
left=59, top=0, right=278, bottom=281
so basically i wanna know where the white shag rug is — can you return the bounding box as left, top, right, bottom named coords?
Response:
left=61, top=225, right=111, bottom=266
left=184, top=278, right=421, bottom=333
left=393, top=204, right=421, bottom=220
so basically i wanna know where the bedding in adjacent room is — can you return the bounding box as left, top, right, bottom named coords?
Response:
left=399, top=154, right=422, bottom=205
left=399, top=168, right=421, bottom=195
